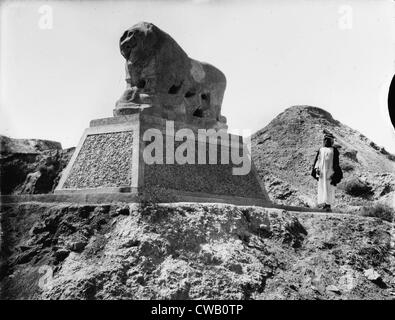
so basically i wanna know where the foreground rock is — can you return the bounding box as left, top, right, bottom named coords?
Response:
left=1, top=202, right=393, bottom=299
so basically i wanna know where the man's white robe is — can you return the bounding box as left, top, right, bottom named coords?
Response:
left=314, top=147, right=335, bottom=205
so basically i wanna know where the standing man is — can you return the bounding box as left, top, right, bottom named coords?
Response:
left=311, top=131, right=343, bottom=211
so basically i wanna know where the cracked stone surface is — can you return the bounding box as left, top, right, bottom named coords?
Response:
left=1, top=203, right=393, bottom=299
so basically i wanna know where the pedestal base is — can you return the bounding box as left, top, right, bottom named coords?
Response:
left=55, top=114, right=271, bottom=206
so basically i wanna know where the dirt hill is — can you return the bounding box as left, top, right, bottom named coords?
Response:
left=251, top=105, right=395, bottom=211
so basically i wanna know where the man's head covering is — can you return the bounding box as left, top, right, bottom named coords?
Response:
left=323, top=130, right=334, bottom=140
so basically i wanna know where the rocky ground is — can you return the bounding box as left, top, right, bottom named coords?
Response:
left=1, top=202, right=393, bottom=300
left=251, top=105, right=395, bottom=211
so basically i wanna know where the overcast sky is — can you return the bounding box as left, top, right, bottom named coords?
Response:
left=1, top=0, right=394, bottom=152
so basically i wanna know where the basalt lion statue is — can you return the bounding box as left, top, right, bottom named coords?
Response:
left=115, top=22, right=227, bottom=129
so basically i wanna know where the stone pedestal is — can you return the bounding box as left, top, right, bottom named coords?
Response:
left=55, top=114, right=271, bottom=206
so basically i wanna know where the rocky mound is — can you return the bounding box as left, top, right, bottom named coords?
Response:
left=0, top=136, right=62, bottom=155
left=0, top=135, right=74, bottom=195
left=0, top=202, right=393, bottom=299
left=251, top=105, right=395, bottom=211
